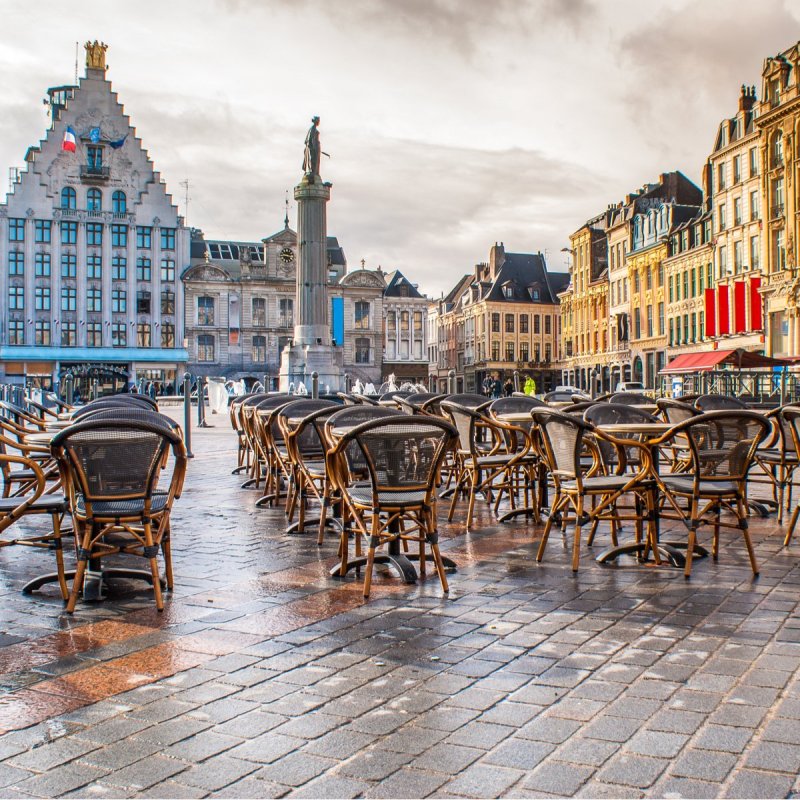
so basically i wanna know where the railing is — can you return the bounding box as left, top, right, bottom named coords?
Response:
left=772, top=204, right=784, bottom=219
left=80, top=165, right=110, bottom=180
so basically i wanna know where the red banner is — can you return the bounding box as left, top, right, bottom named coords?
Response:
left=750, top=276, right=762, bottom=330
left=718, top=285, right=730, bottom=335
left=734, top=281, right=747, bottom=333
left=705, top=288, right=716, bottom=337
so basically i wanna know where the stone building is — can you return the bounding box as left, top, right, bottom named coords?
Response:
left=381, top=269, right=428, bottom=385
left=429, top=275, right=471, bottom=393
left=0, top=41, right=188, bottom=394
left=182, top=224, right=384, bottom=388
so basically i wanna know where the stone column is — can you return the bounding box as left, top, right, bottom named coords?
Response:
left=293, top=179, right=331, bottom=346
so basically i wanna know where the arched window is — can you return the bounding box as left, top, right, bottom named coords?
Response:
left=61, top=187, right=76, bottom=209
left=112, top=190, right=127, bottom=214
left=87, top=188, right=102, bottom=211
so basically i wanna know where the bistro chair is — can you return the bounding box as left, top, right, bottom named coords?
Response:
left=238, top=393, right=278, bottom=490
left=750, top=406, right=799, bottom=524
left=328, top=415, right=457, bottom=597
left=51, top=416, right=188, bottom=612
left=609, top=392, right=653, bottom=406
left=533, top=408, right=654, bottom=571
left=229, top=392, right=263, bottom=474
left=648, top=410, right=771, bottom=578
left=444, top=393, right=492, bottom=411
left=696, top=394, right=748, bottom=412
left=777, top=407, right=800, bottom=545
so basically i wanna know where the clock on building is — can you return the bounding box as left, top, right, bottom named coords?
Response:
left=280, top=247, right=294, bottom=264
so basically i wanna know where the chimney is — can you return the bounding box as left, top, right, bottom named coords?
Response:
left=739, top=83, right=756, bottom=113
left=489, top=242, right=505, bottom=281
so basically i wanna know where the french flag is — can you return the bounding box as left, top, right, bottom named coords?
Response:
left=62, top=126, right=77, bottom=152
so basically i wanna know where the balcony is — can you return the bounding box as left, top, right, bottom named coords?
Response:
left=772, top=204, right=785, bottom=220
left=80, top=165, right=110, bottom=182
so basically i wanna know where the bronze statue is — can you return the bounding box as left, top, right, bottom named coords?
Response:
left=303, top=116, right=321, bottom=178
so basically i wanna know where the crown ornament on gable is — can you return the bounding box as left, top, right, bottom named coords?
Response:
left=85, top=41, right=108, bottom=70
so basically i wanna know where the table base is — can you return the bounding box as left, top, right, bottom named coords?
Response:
left=330, top=545, right=457, bottom=582
left=596, top=540, right=709, bottom=568
left=23, top=567, right=165, bottom=600
left=286, top=516, right=342, bottom=535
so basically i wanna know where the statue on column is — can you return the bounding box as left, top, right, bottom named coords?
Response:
left=303, top=116, right=321, bottom=180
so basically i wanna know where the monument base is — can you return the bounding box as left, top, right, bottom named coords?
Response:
left=279, top=343, right=343, bottom=395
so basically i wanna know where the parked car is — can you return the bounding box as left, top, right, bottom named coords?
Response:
left=615, top=381, right=647, bottom=393
left=554, top=385, right=584, bottom=394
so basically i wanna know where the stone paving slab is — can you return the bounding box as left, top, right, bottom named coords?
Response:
left=0, top=408, right=799, bottom=797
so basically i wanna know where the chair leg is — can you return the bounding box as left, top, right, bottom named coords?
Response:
left=143, top=521, right=164, bottom=611
left=363, top=526, right=379, bottom=598
left=571, top=497, right=583, bottom=573
left=737, top=497, right=759, bottom=577
left=537, top=494, right=562, bottom=562
left=66, top=522, right=90, bottom=614
left=466, top=471, right=477, bottom=531
left=50, top=512, right=69, bottom=602
left=712, top=505, right=721, bottom=561
left=785, top=503, right=799, bottom=547
left=161, top=528, right=174, bottom=591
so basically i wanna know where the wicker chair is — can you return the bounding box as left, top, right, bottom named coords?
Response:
left=696, top=394, right=748, bottom=412
left=229, top=392, right=263, bottom=474
left=328, top=415, right=457, bottom=597
left=777, top=407, right=800, bottom=544
left=609, top=392, right=653, bottom=406
left=443, top=393, right=492, bottom=411
left=51, top=417, right=188, bottom=612
left=1, top=453, right=70, bottom=601
left=649, top=410, right=771, bottom=577
left=533, top=408, right=653, bottom=571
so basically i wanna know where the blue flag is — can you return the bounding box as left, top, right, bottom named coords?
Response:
left=89, top=127, right=101, bottom=143
left=109, top=134, right=128, bottom=149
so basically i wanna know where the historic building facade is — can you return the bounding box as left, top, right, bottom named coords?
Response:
left=0, top=42, right=188, bottom=393
left=757, top=44, right=800, bottom=358
left=381, top=270, right=428, bottom=385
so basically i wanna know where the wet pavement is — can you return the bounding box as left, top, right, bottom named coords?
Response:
left=1, top=407, right=800, bottom=798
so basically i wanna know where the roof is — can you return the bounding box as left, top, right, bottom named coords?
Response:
left=484, top=252, right=564, bottom=304
left=383, top=269, right=424, bottom=299
left=661, top=348, right=791, bottom=374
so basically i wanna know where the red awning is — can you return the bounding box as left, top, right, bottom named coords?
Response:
left=661, top=349, right=792, bottom=374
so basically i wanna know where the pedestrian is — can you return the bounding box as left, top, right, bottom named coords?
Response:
left=492, top=377, right=501, bottom=399
left=482, top=376, right=492, bottom=396
left=524, top=375, right=536, bottom=396
left=503, top=378, right=514, bottom=397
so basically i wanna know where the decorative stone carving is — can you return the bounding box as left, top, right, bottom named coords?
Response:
left=85, top=41, right=108, bottom=70
left=340, top=270, right=385, bottom=289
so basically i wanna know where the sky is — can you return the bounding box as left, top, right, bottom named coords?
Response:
left=1, top=0, right=799, bottom=296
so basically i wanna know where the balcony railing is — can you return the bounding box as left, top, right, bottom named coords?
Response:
left=772, top=204, right=785, bottom=219
left=80, top=165, right=110, bottom=181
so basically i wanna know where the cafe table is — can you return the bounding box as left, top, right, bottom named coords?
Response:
left=591, top=421, right=708, bottom=567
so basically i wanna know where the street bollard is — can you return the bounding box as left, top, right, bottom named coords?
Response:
left=91, top=378, right=99, bottom=401
left=65, top=376, right=74, bottom=406
left=263, top=374, right=270, bottom=393
left=448, top=369, right=455, bottom=395
left=513, top=370, right=520, bottom=393
left=183, top=372, right=193, bottom=458
left=311, top=371, right=319, bottom=399
left=197, top=376, right=212, bottom=427
left=343, top=373, right=350, bottom=393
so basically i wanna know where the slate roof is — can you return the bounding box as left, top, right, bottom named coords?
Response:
left=383, top=269, right=424, bottom=299
left=484, top=252, right=566, bottom=305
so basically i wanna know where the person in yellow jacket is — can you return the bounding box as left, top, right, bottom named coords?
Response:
left=523, top=375, right=536, bottom=396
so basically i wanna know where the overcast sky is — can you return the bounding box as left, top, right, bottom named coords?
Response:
left=1, top=0, right=798, bottom=296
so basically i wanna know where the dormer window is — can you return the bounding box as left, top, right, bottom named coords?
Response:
left=530, top=288, right=540, bottom=301
left=503, top=285, right=513, bottom=299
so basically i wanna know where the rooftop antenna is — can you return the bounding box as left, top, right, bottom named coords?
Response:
left=179, top=179, right=190, bottom=224
left=284, top=190, right=289, bottom=228
left=74, top=41, right=79, bottom=84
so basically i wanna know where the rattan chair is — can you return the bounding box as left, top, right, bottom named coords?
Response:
left=229, top=392, right=263, bottom=474
left=443, top=393, right=492, bottom=411
left=51, top=417, right=188, bottom=612
left=328, top=415, right=457, bottom=597
left=696, top=394, right=748, bottom=412
left=609, top=392, right=653, bottom=406
left=778, top=407, right=800, bottom=545
left=751, top=406, right=799, bottom=524
left=649, top=410, right=771, bottom=577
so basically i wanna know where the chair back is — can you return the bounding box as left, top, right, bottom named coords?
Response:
left=543, top=390, right=590, bottom=403
left=656, top=398, right=701, bottom=425
left=0, top=401, right=46, bottom=430
left=337, top=416, right=457, bottom=505
left=488, top=396, right=546, bottom=416
left=397, top=393, right=445, bottom=415
left=277, top=400, right=339, bottom=461
left=533, top=408, right=592, bottom=483
left=609, top=392, right=652, bottom=406
left=778, top=406, right=800, bottom=456
left=71, top=398, right=147, bottom=420
left=77, top=407, right=181, bottom=435
left=696, top=394, right=748, bottom=411
left=584, top=404, right=659, bottom=426
left=121, top=393, right=159, bottom=410
left=443, top=393, right=492, bottom=410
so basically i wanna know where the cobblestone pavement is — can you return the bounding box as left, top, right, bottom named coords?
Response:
left=1, top=407, right=800, bottom=798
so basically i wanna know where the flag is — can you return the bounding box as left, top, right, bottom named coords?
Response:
left=108, top=134, right=128, bottom=149
left=62, top=126, right=77, bottom=152
left=89, top=127, right=101, bottom=143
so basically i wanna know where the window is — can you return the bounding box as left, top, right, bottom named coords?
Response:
left=161, top=289, right=175, bottom=315
left=386, top=310, right=396, bottom=330
left=646, top=267, right=652, bottom=290
left=401, top=311, right=409, bottom=333
left=414, top=310, right=422, bottom=332
left=684, top=315, right=689, bottom=343
left=634, top=271, right=640, bottom=292
left=87, top=254, right=102, bottom=279
left=197, top=334, right=214, bottom=362
left=683, top=271, right=689, bottom=299
left=8, top=320, right=24, bottom=345
left=61, top=322, right=76, bottom=346
left=505, top=313, right=514, bottom=333
left=34, top=286, right=50, bottom=311
left=545, top=343, right=552, bottom=362
left=160, top=258, right=175, bottom=282
left=658, top=302, right=665, bottom=336
left=34, top=220, right=51, bottom=243
left=707, top=263, right=713, bottom=287
left=734, top=240, right=743, bottom=273
left=137, top=290, right=151, bottom=314
left=646, top=305, right=653, bottom=338
left=252, top=334, right=266, bottom=362
left=61, top=221, right=77, bottom=244
left=112, top=190, right=127, bottom=214
left=691, top=313, right=697, bottom=342
left=160, top=228, right=176, bottom=250
left=111, top=224, right=128, bottom=247
left=354, top=301, right=370, bottom=330
left=505, top=341, right=515, bottom=362
left=35, top=253, right=51, bottom=277
left=86, top=222, right=103, bottom=246
left=136, top=257, right=151, bottom=281
left=8, top=252, right=23, bottom=276
left=61, top=253, right=76, bottom=277
left=136, top=226, right=152, bottom=248
left=112, top=289, right=126, bottom=313
left=279, top=298, right=293, bottom=327
left=61, top=187, right=76, bottom=210
left=87, top=322, right=102, bottom=347
left=773, top=131, right=783, bottom=165
left=35, top=321, right=50, bottom=346
left=634, top=308, right=641, bottom=339
left=669, top=275, right=674, bottom=303
left=87, top=146, right=103, bottom=170
left=775, top=229, right=786, bottom=270
left=669, top=318, right=675, bottom=346
left=750, top=235, right=760, bottom=269
left=252, top=298, right=266, bottom=326
left=718, top=203, right=726, bottom=231
left=137, top=323, right=151, bottom=348
left=491, top=313, right=500, bottom=333
left=491, top=341, right=500, bottom=361
left=520, top=342, right=529, bottom=361
left=533, top=315, right=540, bottom=334
left=198, top=296, right=214, bottom=325
left=699, top=311, right=704, bottom=339
left=112, top=255, right=127, bottom=280
left=717, top=162, right=726, bottom=190
left=354, top=337, right=370, bottom=364
left=658, top=263, right=664, bottom=286
left=734, top=197, right=742, bottom=226
left=161, top=323, right=175, bottom=348
left=8, top=286, right=24, bottom=310
left=691, top=268, right=697, bottom=297
left=733, top=155, right=741, bottom=183
left=544, top=316, right=551, bottom=335
left=112, top=322, right=126, bottom=347
left=87, top=188, right=102, bottom=211
left=719, top=245, right=728, bottom=277
left=750, top=190, right=759, bottom=221
left=749, top=147, right=758, bottom=177
left=61, top=287, right=76, bottom=311
left=773, top=178, right=784, bottom=216
left=520, top=314, right=528, bottom=333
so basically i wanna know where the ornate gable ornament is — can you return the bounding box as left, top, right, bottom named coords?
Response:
left=340, top=270, right=385, bottom=289
left=85, top=41, right=108, bottom=70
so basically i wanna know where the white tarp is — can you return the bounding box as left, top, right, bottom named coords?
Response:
left=207, top=380, right=229, bottom=414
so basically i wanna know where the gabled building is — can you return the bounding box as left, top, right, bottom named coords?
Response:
left=381, top=269, right=428, bottom=385
left=0, top=41, right=188, bottom=394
